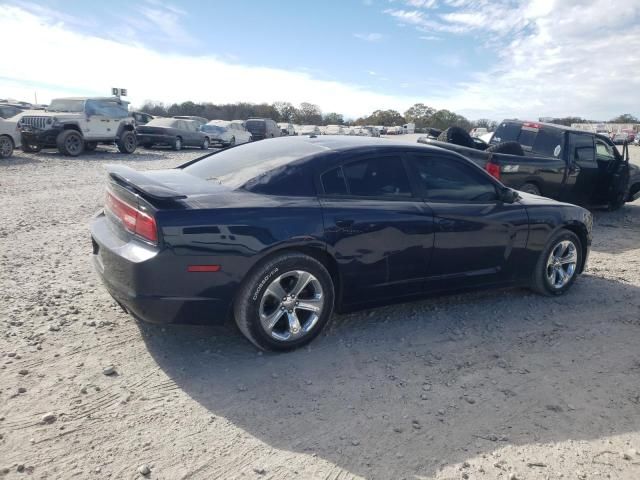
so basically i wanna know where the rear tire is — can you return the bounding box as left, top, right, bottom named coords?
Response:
left=234, top=252, right=335, bottom=351
left=530, top=229, right=582, bottom=296
left=486, top=141, right=524, bottom=156
left=437, top=126, right=475, bottom=149
left=57, top=130, right=84, bottom=157
left=201, top=137, right=210, bottom=150
left=0, top=135, right=14, bottom=159
left=519, top=182, right=541, bottom=195
left=172, top=137, right=182, bottom=151
left=116, top=131, right=137, bottom=154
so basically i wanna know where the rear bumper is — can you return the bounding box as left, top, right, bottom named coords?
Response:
left=90, top=213, right=233, bottom=325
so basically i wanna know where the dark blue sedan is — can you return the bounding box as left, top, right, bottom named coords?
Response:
left=91, top=136, right=592, bottom=351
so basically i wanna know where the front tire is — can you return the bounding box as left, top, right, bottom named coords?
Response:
left=531, top=229, right=582, bottom=296
left=201, top=137, right=210, bottom=150
left=0, top=135, right=14, bottom=159
left=116, top=131, right=137, bottom=154
left=57, top=130, right=84, bottom=157
left=234, top=253, right=335, bottom=351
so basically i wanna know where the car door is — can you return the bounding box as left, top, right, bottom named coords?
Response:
left=405, top=152, right=529, bottom=291
left=84, top=99, right=112, bottom=139
left=318, top=153, right=436, bottom=304
left=562, top=133, right=598, bottom=205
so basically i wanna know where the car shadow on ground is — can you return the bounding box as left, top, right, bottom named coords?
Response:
left=137, top=273, right=640, bottom=479
left=590, top=202, right=640, bottom=254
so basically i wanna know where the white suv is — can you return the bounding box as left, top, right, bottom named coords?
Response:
left=19, top=97, right=137, bottom=156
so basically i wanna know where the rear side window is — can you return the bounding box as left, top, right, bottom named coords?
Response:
left=321, top=167, right=348, bottom=195
left=322, top=157, right=411, bottom=197
left=493, top=122, right=563, bottom=158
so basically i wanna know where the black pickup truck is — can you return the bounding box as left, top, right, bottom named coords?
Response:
left=418, top=120, right=640, bottom=209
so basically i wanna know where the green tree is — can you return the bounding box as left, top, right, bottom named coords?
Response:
left=428, top=109, right=471, bottom=131
left=273, top=101, right=298, bottom=122
left=610, top=114, right=639, bottom=123
left=323, top=112, right=344, bottom=125
left=295, top=102, right=323, bottom=124
left=404, top=103, right=435, bottom=129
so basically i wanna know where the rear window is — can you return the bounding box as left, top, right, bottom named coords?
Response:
left=245, top=120, right=266, bottom=131
left=183, top=139, right=326, bottom=190
left=492, top=122, right=564, bottom=158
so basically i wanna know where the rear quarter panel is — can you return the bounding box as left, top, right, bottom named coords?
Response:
left=158, top=193, right=326, bottom=306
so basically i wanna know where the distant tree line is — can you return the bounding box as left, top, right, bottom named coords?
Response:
left=139, top=100, right=488, bottom=131
left=139, top=100, right=639, bottom=132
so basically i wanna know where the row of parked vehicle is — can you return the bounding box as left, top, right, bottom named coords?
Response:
left=0, top=96, right=418, bottom=159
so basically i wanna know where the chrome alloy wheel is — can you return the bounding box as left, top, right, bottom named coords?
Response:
left=546, top=240, right=578, bottom=289
left=259, top=270, right=324, bottom=342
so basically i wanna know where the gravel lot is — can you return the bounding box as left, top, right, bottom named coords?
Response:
left=1, top=142, right=640, bottom=479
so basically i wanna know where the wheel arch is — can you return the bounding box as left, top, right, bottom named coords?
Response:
left=62, top=123, right=82, bottom=133
left=557, top=223, right=589, bottom=273
left=116, top=123, right=135, bottom=138
left=519, top=178, right=543, bottom=194
left=239, top=244, right=342, bottom=312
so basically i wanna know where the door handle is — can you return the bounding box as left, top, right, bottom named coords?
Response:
left=335, top=218, right=354, bottom=228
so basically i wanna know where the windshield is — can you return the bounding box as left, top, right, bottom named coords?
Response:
left=183, top=138, right=327, bottom=188
left=47, top=99, right=85, bottom=113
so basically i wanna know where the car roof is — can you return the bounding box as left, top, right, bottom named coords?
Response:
left=256, top=134, right=456, bottom=156
left=501, top=119, right=595, bottom=135
left=51, top=97, right=123, bottom=102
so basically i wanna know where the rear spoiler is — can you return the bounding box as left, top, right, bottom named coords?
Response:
left=105, top=165, right=187, bottom=200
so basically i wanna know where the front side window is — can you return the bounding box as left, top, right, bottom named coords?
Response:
left=85, top=100, right=129, bottom=118
left=333, top=157, right=411, bottom=197
left=569, top=134, right=595, bottom=164
left=408, top=155, right=498, bottom=202
left=595, top=139, right=614, bottom=160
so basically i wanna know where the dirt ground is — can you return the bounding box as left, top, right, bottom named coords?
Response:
left=1, top=142, right=640, bottom=480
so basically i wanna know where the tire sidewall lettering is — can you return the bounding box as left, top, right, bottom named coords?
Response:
left=252, top=267, right=279, bottom=302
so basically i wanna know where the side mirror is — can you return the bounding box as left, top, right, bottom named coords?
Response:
left=499, top=187, right=519, bottom=203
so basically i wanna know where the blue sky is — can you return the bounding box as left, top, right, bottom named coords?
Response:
left=1, top=0, right=639, bottom=120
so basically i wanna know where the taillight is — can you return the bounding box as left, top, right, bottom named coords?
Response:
left=105, top=190, right=158, bottom=244
left=485, top=161, right=501, bottom=180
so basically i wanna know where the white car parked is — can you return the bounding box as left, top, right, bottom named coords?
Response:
left=201, top=120, right=252, bottom=147
left=298, top=125, right=321, bottom=136
left=325, top=124, right=345, bottom=135
left=0, top=110, right=22, bottom=158
left=277, top=123, right=296, bottom=136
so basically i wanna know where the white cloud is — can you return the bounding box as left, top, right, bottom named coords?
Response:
left=353, top=32, right=384, bottom=42
left=0, top=7, right=423, bottom=119
left=386, top=0, right=640, bottom=120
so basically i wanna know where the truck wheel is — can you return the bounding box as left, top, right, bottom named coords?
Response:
left=486, top=141, right=524, bottom=156
left=437, top=126, right=475, bottom=149
left=0, top=135, right=14, bottom=159
left=172, top=137, right=182, bottom=151
left=85, top=141, right=98, bottom=152
left=57, top=130, right=84, bottom=157
left=116, top=131, right=137, bottom=154
left=519, top=183, right=541, bottom=195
